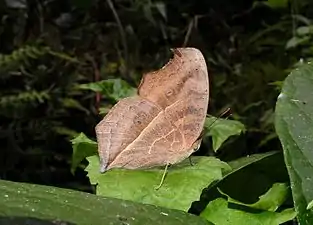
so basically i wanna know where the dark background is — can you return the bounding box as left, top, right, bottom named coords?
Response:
left=0, top=0, right=311, bottom=194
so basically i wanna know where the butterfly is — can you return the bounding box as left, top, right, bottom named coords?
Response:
left=95, top=48, right=209, bottom=173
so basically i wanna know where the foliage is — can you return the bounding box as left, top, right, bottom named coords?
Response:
left=275, top=62, right=313, bottom=223
left=0, top=179, right=209, bottom=225
left=86, top=155, right=230, bottom=211
left=78, top=78, right=137, bottom=114
left=69, top=77, right=295, bottom=224
left=1, top=0, right=311, bottom=186
left=0, top=43, right=89, bottom=189
left=2, top=0, right=313, bottom=224
left=70, top=133, right=97, bottom=174
left=71, top=128, right=295, bottom=224
left=196, top=151, right=287, bottom=208
left=78, top=78, right=136, bottom=102
left=70, top=62, right=313, bottom=224
left=200, top=198, right=295, bottom=225
left=204, top=116, right=245, bottom=152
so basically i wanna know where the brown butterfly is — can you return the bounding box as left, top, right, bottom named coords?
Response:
left=95, top=48, right=209, bottom=173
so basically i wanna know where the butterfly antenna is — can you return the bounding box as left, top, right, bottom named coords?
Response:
left=206, top=107, right=232, bottom=130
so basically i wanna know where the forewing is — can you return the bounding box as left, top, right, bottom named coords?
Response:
left=97, top=47, right=209, bottom=170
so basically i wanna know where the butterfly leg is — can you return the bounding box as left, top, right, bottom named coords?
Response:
left=155, top=163, right=169, bottom=190
left=188, top=157, right=194, bottom=166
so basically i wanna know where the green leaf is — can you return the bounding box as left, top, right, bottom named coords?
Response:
left=204, top=116, right=245, bottom=152
left=200, top=198, right=296, bottom=225
left=86, top=155, right=230, bottom=211
left=219, top=183, right=289, bottom=212
left=78, top=79, right=136, bottom=102
left=70, top=133, right=97, bottom=174
left=61, top=98, right=90, bottom=114
left=226, top=151, right=280, bottom=174
left=53, top=126, right=79, bottom=138
left=275, top=62, right=313, bottom=224
left=296, top=26, right=313, bottom=36
left=192, top=152, right=290, bottom=214
left=307, top=200, right=313, bottom=210
left=220, top=152, right=290, bottom=207
left=48, top=50, right=79, bottom=63
left=155, top=2, right=167, bottom=20
left=99, top=106, right=112, bottom=115
left=70, top=0, right=93, bottom=9
left=253, top=0, right=288, bottom=9
left=0, top=179, right=209, bottom=225
left=286, top=36, right=310, bottom=49
left=264, top=0, right=289, bottom=8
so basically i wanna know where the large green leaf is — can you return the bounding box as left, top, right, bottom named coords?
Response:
left=86, top=155, right=230, bottom=212
left=0, top=179, right=210, bottom=225
left=275, top=62, right=313, bottom=224
left=204, top=116, right=245, bottom=152
left=200, top=198, right=296, bottom=225
left=70, top=133, right=97, bottom=173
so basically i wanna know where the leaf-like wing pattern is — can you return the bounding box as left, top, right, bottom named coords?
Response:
left=96, top=48, right=209, bottom=172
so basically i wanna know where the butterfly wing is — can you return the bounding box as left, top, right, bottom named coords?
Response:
left=96, top=48, right=209, bottom=171
left=108, top=48, right=209, bottom=168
